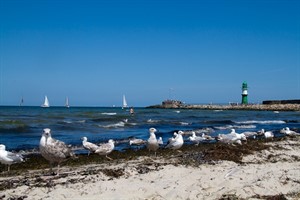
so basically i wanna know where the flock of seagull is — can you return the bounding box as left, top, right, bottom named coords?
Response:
left=0, top=126, right=299, bottom=174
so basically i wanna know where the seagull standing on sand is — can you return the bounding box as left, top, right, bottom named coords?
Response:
left=146, top=128, right=160, bottom=156
left=216, top=134, right=242, bottom=145
left=39, top=128, right=75, bottom=175
left=0, top=144, right=24, bottom=171
left=280, top=127, right=300, bottom=136
left=228, top=129, right=247, bottom=142
left=129, top=138, right=146, bottom=150
left=129, top=138, right=146, bottom=146
left=261, top=129, right=274, bottom=139
left=95, top=139, right=115, bottom=160
left=81, top=137, right=99, bottom=155
left=166, top=131, right=184, bottom=150
left=188, top=132, right=205, bottom=145
left=158, top=137, right=164, bottom=145
left=242, top=131, right=258, bottom=138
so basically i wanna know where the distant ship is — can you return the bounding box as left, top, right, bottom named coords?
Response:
left=41, top=96, right=50, bottom=108
left=122, top=95, right=128, bottom=109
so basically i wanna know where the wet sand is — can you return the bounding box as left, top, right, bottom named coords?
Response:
left=1, top=137, right=300, bottom=200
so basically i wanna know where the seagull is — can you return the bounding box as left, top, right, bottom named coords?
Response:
left=0, top=144, right=24, bottom=172
left=216, top=134, right=242, bottom=145
left=146, top=128, right=160, bottom=156
left=261, top=129, right=274, bottom=139
left=229, top=129, right=247, bottom=141
left=81, top=137, right=99, bottom=155
left=158, top=137, right=164, bottom=145
left=201, top=133, right=214, bottom=141
left=39, top=128, right=75, bottom=175
left=280, top=127, right=300, bottom=136
left=167, top=132, right=178, bottom=144
left=129, top=138, right=146, bottom=146
left=166, top=131, right=184, bottom=150
left=242, top=131, right=258, bottom=138
left=95, top=139, right=115, bottom=160
left=188, top=132, right=205, bottom=145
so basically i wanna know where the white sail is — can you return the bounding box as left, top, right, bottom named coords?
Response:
left=65, top=97, right=70, bottom=108
left=41, top=96, right=50, bottom=107
left=122, top=95, right=128, bottom=109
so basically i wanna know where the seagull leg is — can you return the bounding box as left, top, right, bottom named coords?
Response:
left=106, top=155, right=113, bottom=160
left=56, top=164, right=60, bottom=176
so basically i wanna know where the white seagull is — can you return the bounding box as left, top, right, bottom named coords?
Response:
left=39, top=128, right=75, bottom=175
left=242, top=131, right=258, bottom=138
left=81, top=137, right=99, bottom=155
left=261, top=129, right=274, bottom=139
left=95, top=139, right=115, bottom=160
left=188, top=132, right=205, bottom=145
left=146, top=128, right=160, bottom=156
left=280, top=127, right=300, bottom=136
left=166, top=131, right=184, bottom=150
left=229, top=129, right=247, bottom=140
left=129, top=138, right=146, bottom=146
left=158, top=137, right=164, bottom=145
left=216, top=133, right=242, bottom=145
left=0, top=144, right=24, bottom=171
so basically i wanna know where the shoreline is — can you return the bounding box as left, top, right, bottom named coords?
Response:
left=1, top=137, right=300, bottom=199
left=147, top=103, right=300, bottom=111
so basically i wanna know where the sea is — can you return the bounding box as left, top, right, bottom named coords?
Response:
left=0, top=106, right=299, bottom=153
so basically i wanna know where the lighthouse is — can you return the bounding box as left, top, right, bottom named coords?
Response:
left=241, top=82, right=248, bottom=105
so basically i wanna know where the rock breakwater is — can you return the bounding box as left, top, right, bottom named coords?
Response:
left=148, top=103, right=300, bottom=111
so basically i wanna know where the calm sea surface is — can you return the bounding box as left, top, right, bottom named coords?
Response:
left=0, top=106, right=299, bottom=152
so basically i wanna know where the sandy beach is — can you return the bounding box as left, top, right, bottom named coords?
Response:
left=1, top=137, right=300, bottom=200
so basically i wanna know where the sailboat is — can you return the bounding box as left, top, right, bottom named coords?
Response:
left=41, top=96, right=50, bottom=108
left=19, top=96, right=24, bottom=106
left=65, top=97, right=70, bottom=108
left=122, top=95, right=128, bottom=109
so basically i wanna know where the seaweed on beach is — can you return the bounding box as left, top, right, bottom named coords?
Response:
left=220, top=193, right=290, bottom=200
left=100, top=168, right=124, bottom=178
left=251, top=193, right=288, bottom=200
left=177, top=139, right=270, bottom=166
left=0, top=137, right=290, bottom=177
left=219, top=193, right=241, bottom=200
left=0, top=195, right=28, bottom=200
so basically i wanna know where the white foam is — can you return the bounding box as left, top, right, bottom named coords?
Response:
left=147, top=119, right=160, bottom=123
left=215, top=125, right=256, bottom=130
left=179, top=122, right=190, bottom=126
left=101, top=112, right=117, bottom=116
left=100, top=121, right=125, bottom=128
left=235, top=120, right=286, bottom=124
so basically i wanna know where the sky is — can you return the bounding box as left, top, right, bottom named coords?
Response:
left=0, top=0, right=299, bottom=107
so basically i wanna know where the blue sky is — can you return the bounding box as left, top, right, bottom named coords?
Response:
left=0, top=0, right=299, bottom=107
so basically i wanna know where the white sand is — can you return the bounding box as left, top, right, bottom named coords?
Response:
left=1, top=138, right=300, bottom=200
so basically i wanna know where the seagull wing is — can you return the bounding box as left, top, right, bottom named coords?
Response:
left=46, top=138, right=74, bottom=159
left=6, top=152, right=23, bottom=162
left=95, top=143, right=113, bottom=155
left=84, top=141, right=99, bottom=152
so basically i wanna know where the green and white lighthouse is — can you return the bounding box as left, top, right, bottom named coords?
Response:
left=241, top=82, right=248, bottom=105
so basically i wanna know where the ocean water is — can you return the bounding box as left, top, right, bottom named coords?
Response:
left=0, top=106, right=299, bottom=152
